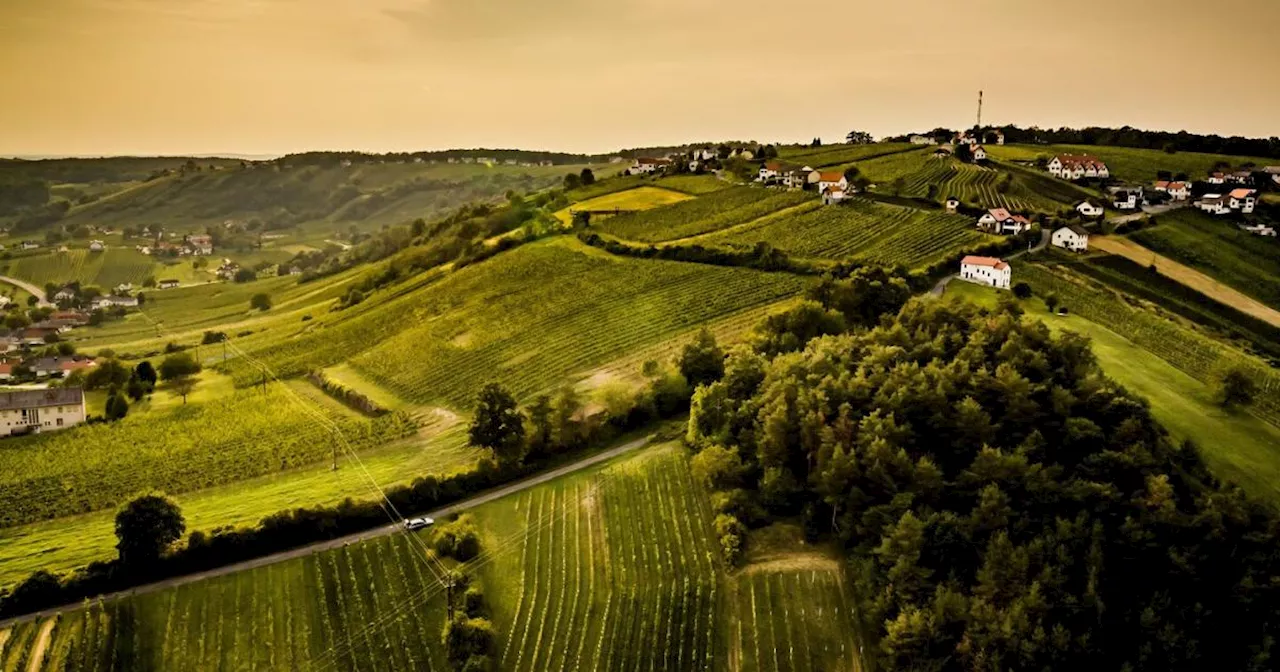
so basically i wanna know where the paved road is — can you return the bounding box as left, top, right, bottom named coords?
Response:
left=0, top=434, right=654, bottom=629
left=931, top=228, right=1050, bottom=296
left=0, top=275, right=51, bottom=307
left=1108, top=200, right=1188, bottom=225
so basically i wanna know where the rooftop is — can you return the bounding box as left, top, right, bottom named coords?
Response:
left=0, top=388, right=83, bottom=412
left=962, top=255, right=1009, bottom=270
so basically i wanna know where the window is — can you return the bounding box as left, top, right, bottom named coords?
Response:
left=56, top=418, right=63, bottom=427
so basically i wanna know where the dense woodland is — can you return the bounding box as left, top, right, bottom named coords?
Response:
left=688, top=295, right=1279, bottom=671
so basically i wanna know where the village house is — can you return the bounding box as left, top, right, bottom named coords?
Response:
left=1227, top=170, right=1254, bottom=185
left=29, top=320, right=72, bottom=334
left=629, top=157, right=672, bottom=175
left=0, top=388, right=86, bottom=436
left=1052, top=224, right=1090, bottom=252
left=1207, top=172, right=1226, bottom=185
left=814, top=171, right=848, bottom=193
left=53, top=287, right=76, bottom=302
left=185, top=234, right=214, bottom=255
left=93, top=295, right=139, bottom=310
left=31, top=357, right=96, bottom=379
left=1153, top=181, right=1190, bottom=201
left=910, top=135, right=938, bottom=145
left=20, top=241, right=39, bottom=250
left=945, top=196, right=961, bottom=213
left=1112, top=189, right=1140, bottom=211
left=959, top=256, right=1011, bottom=289
left=782, top=167, right=812, bottom=190
left=1196, top=194, right=1232, bottom=215
left=216, top=262, right=241, bottom=280
left=88, top=240, right=106, bottom=252
left=821, top=186, right=847, bottom=205
left=758, top=161, right=786, bottom=182
left=932, top=146, right=953, bottom=159
left=1047, top=155, right=1110, bottom=180
left=114, top=283, right=133, bottom=295
left=976, top=208, right=1032, bottom=235
left=970, top=145, right=988, bottom=162
left=18, top=327, right=57, bottom=346
left=157, top=279, right=180, bottom=289
left=992, top=130, right=1006, bottom=145
left=1076, top=201, right=1105, bottom=218
left=1228, top=188, right=1257, bottom=214
left=51, top=311, right=89, bottom=325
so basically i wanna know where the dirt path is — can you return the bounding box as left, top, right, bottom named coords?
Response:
left=0, top=276, right=51, bottom=307
left=0, top=629, right=10, bottom=658
left=0, top=434, right=654, bottom=630
left=25, top=618, right=55, bottom=672
left=1091, top=235, right=1280, bottom=328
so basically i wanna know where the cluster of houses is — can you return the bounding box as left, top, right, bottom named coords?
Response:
left=629, top=146, right=763, bottom=176
left=0, top=310, right=90, bottom=351
left=1047, top=154, right=1111, bottom=181
left=0, top=388, right=87, bottom=437
left=137, top=233, right=213, bottom=257
left=52, top=285, right=138, bottom=311
left=756, top=162, right=851, bottom=203
left=1195, top=188, right=1258, bottom=216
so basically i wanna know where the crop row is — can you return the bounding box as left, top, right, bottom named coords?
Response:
left=6, top=249, right=161, bottom=290
left=599, top=186, right=811, bottom=243
left=738, top=569, right=861, bottom=672
left=0, top=384, right=418, bottom=527
left=40, top=533, right=450, bottom=671
left=1019, top=264, right=1280, bottom=426
left=702, top=199, right=987, bottom=269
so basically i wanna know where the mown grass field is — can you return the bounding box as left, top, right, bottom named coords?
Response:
left=225, top=238, right=809, bottom=408
left=0, top=382, right=417, bottom=529
left=20, top=442, right=864, bottom=670
left=700, top=198, right=988, bottom=269
left=1129, top=209, right=1280, bottom=311
left=552, top=185, right=692, bottom=224
left=597, top=187, right=812, bottom=243
left=946, top=270, right=1280, bottom=505
left=986, top=144, right=1276, bottom=183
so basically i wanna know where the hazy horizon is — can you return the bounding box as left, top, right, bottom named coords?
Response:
left=2, top=0, right=1277, bottom=157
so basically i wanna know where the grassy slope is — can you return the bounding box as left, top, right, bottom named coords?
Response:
left=596, top=186, right=812, bottom=243
left=946, top=281, right=1280, bottom=504
left=2, top=248, right=207, bottom=290
left=552, top=185, right=692, bottom=224
left=29, top=441, right=864, bottom=671
left=1128, top=208, right=1280, bottom=310
left=987, top=144, right=1276, bottom=183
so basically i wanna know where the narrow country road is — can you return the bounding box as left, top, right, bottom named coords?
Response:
left=0, top=434, right=654, bottom=629
left=0, top=275, right=51, bottom=307
left=932, top=228, right=1050, bottom=296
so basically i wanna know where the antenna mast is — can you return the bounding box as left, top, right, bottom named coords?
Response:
left=976, top=90, right=983, bottom=129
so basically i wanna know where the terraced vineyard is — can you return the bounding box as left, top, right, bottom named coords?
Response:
left=736, top=569, right=861, bottom=671
left=1019, top=263, right=1280, bottom=427
left=485, top=445, right=720, bottom=672
left=228, top=238, right=808, bottom=407
left=700, top=198, right=987, bottom=269
left=598, top=187, right=811, bottom=243
left=0, top=383, right=417, bottom=526
left=3, top=248, right=186, bottom=290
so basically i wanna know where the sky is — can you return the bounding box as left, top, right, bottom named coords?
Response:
left=1, top=0, right=1277, bottom=157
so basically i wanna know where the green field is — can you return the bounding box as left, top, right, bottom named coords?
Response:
left=654, top=174, right=734, bottom=195
left=225, top=238, right=809, bottom=407
left=553, top=185, right=692, bottom=224
left=776, top=142, right=919, bottom=166
left=0, top=382, right=417, bottom=528
left=1129, top=209, right=1280, bottom=311
left=987, top=144, right=1276, bottom=183
left=18, top=442, right=863, bottom=670
left=2, top=248, right=206, bottom=290
left=699, top=197, right=988, bottom=269
left=597, top=187, right=812, bottom=243
left=947, top=270, right=1280, bottom=504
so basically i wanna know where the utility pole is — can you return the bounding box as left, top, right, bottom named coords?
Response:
left=976, top=90, right=984, bottom=130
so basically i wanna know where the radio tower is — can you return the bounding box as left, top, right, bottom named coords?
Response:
left=976, top=90, right=983, bottom=130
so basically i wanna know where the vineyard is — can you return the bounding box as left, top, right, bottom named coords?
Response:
left=735, top=568, right=862, bottom=671
left=700, top=198, right=988, bottom=269
left=986, top=143, right=1278, bottom=183
left=226, top=238, right=808, bottom=407
left=655, top=174, right=734, bottom=195
left=776, top=142, right=920, bottom=167
left=3, top=248, right=191, bottom=290
left=1018, top=263, right=1280, bottom=427
left=856, top=151, right=1082, bottom=213
left=0, top=383, right=418, bottom=527
left=597, top=187, right=812, bottom=243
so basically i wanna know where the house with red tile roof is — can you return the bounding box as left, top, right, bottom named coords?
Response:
left=976, top=208, right=1032, bottom=235
left=960, top=256, right=1011, bottom=289
left=1047, top=154, right=1110, bottom=180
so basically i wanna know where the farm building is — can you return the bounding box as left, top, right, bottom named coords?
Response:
left=19, top=328, right=58, bottom=346
left=959, top=256, right=1011, bottom=289
left=53, top=287, right=76, bottom=302
left=945, top=196, right=961, bottom=213
left=814, top=171, right=848, bottom=193
left=1075, top=201, right=1104, bottom=218
left=976, top=208, right=1031, bottom=235
left=1047, top=155, right=1110, bottom=180
left=1227, top=170, right=1254, bottom=185
left=1052, top=225, right=1090, bottom=252
left=0, top=388, right=86, bottom=436
left=31, top=357, right=97, bottom=379
left=970, top=145, right=988, bottom=162
left=1153, top=181, right=1190, bottom=201
left=158, top=279, right=181, bottom=289
left=1207, top=171, right=1226, bottom=185
left=821, top=186, right=847, bottom=205
left=629, top=157, right=672, bottom=175
left=932, top=146, right=953, bottom=158
left=1242, top=224, right=1276, bottom=237
left=93, top=295, right=139, bottom=310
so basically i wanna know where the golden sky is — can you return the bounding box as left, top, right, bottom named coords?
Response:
left=2, top=0, right=1277, bottom=156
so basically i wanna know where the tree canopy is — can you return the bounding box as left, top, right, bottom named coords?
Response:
left=115, top=493, right=185, bottom=566
left=468, top=382, right=526, bottom=463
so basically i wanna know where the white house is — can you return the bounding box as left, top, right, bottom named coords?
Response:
left=20, top=241, right=39, bottom=250
left=1052, top=225, right=1090, bottom=252
left=53, top=287, right=76, bottom=302
left=1075, top=201, right=1104, bottom=218
left=1207, top=171, right=1226, bottom=185
left=1227, top=170, right=1254, bottom=184
left=114, top=283, right=133, bottom=294
left=782, top=168, right=812, bottom=190
left=976, top=208, right=1031, bottom=235
left=630, top=157, right=672, bottom=175
left=93, top=295, right=139, bottom=310
left=814, top=171, right=848, bottom=193
left=970, top=145, right=988, bottom=162
left=945, top=196, right=961, bottom=213
left=88, top=240, right=106, bottom=252
left=1112, top=190, right=1139, bottom=210
left=1196, top=194, right=1231, bottom=215
left=959, top=256, right=1011, bottom=289
left=1047, top=155, right=1110, bottom=180
left=0, top=388, right=86, bottom=436
left=1228, top=188, right=1257, bottom=214
left=909, top=135, right=937, bottom=145
left=821, top=186, right=847, bottom=205
left=157, top=279, right=180, bottom=289
left=992, top=130, right=1006, bottom=145
left=758, top=161, right=786, bottom=182
left=1154, top=181, right=1190, bottom=201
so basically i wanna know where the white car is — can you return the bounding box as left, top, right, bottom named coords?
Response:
left=403, top=517, right=434, bottom=531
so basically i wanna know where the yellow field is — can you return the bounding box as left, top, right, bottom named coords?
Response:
left=553, top=186, right=693, bottom=224
left=1090, top=235, right=1280, bottom=328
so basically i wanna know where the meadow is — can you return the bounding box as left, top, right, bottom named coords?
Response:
left=699, top=198, right=988, bottom=269
left=653, top=174, right=733, bottom=195
left=0, top=382, right=418, bottom=527
left=597, top=187, right=813, bottom=243
left=225, top=238, right=809, bottom=408
left=947, top=279, right=1280, bottom=505
left=1129, top=209, right=1280, bottom=310
left=552, top=185, right=692, bottom=224
left=15, top=442, right=863, bottom=670
left=986, top=144, right=1276, bottom=183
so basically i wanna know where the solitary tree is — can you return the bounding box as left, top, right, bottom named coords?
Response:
left=1045, top=294, right=1061, bottom=314
left=105, top=392, right=129, bottom=420
left=170, top=377, right=197, bottom=404
left=135, top=360, right=158, bottom=387
left=563, top=172, right=582, bottom=190
left=1216, top=368, right=1258, bottom=409
left=579, top=168, right=596, bottom=186
left=678, top=328, right=725, bottom=388
left=115, top=493, right=185, bottom=566
left=1012, top=282, right=1033, bottom=300
left=159, top=352, right=201, bottom=381
left=250, top=293, right=272, bottom=311
left=468, top=383, right=526, bottom=463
